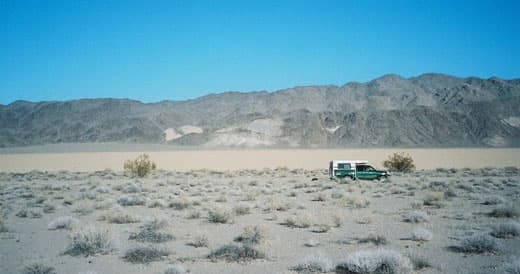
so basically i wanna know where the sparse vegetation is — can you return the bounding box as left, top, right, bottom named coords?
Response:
left=207, top=244, right=265, bottom=262
left=129, top=219, right=173, bottom=243
left=207, top=207, right=232, bottom=224
left=124, top=153, right=156, bottom=177
left=292, top=254, right=334, bottom=273
left=22, top=263, right=57, bottom=274
left=188, top=235, right=209, bottom=248
left=402, top=211, right=429, bottom=223
left=488, top=207, right=519, bottom=218
left=123, top=245, right=170, bottom=264
left=383, top=152, right=415, bottom=173
left=411, top=228, right=433, bottom=241
left=234, top=225, right=269, bottom=245
left=491, top=221, right=520, bottom=238
left=64, top=226, right=112, bottom=256
left=358, top=234, right=388, bottom=246
left=47, top=216, right=79, bottom=230
left=335, top=249, right=413, bottom=274
left=456, top=234, right=500, bottom=254
left=164, top=264, right=189, bottom=274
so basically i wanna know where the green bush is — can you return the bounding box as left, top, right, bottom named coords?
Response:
left=383, top=152, right=415, bottom=172
left=124, top=154, right=156, bottom=177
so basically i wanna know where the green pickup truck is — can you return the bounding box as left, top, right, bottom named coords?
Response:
left=329, top=160, right=389, bottom=181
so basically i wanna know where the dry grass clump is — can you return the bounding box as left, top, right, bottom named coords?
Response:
left=129, top=219, right=173, bottom=243
left=410, top=228, right=433, bottom=242
left=207, top=244, right=265, bottom=262
left=64, top=226, right=112, bottom=256
left=234, top=225, right=269, bottom=245
left=169, top=196, right=192, bottom=210
left=47, top=216, right=79, bottom=230
left=117, top=195, right=146, bottom=206
left=22, top=263, right=57, bottom=274
left=343, top=195, right=370, bottom=209
left=0, top=216, right=7, bottom=232
left=283, top=215, right=313, bottom=228
left=123, top=245, right=170, bottom=264
left=267, top=196, right=291, bottom=211
left=99, top=211, right=140, bottom=224
left=408, top=254, right=432, bottom=270
left=124, top=153, right=156, bottom=177
left=402, top=211, right=429, bottom=223
left=357, top=234, right=388, bottom=246
left=491, top=221, right=520, bottom=238
left=422, top=192, right=444, bottom=208
left=335, top=249, right=413, bottom=274
left=292, top=254, right=334, bottom=273
left=383, top=153, right=415, bottom=173
left=164, top=264, right=189, bottom=274
left=188, top=235, right=209, bottom=248
left=233, top=204, right=251, bottom=215
left=207, top=207, right=232, bottom=224
left=455, top=234, right=501, bottom=254
left=499, top=258, right=520, bottom=274
left=482, top=195, right=506, bottom=205
left=488, top=206, right=519, bottom=218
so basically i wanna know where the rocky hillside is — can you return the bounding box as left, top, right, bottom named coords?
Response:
left=1, top=73, right=519, bottom=147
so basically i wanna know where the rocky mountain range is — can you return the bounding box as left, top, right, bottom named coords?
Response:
left=1, top=73, right=519, bottom=148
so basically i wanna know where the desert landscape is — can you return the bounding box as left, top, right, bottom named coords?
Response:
left=1, top=150, right=519, bottom=274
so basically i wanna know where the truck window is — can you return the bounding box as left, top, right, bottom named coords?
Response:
left=338, top=163, right=351, bottom=169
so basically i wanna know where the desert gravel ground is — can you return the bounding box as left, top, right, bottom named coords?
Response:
left=1, top=168, right=519, bottom=274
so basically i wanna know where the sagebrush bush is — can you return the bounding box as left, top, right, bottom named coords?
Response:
left=129, top=219, right=173, bottom=243
left=123, top=246, right=170, bottom=264
left=491, top=221, right=520, bottom=238
left=188, top=235, right=209, bottom=248
left=64, top=226, right=112, bottom=256
left=207, top=208, right=232, bottom=224
left=457, top=234, right=500, bottom=254
left=164, top=264, right=188, bottom=274
left=383, top=153, right=415, bottom=172
left=411, top=228, right=433, bottom=241
left=292, top=254, right=334, bottom=273
left=47, top=216, right=79, bottom=230
left=207, top=244, right=265, bottom=262
left=22, top=263, right=57, bottom=274
left=124, top=154, right=156, bottom=177
left=357, top=234, right=388, bottom=246
left=234, top=225, right=269, bottom=245
left=335, top=249, right=413, bottom=274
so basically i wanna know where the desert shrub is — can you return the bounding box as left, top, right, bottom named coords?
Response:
left=164, top=264, right=188, bottom=274
left=129, top=219, right=173, bottom=243
left=207, top=208, right=232, bottom=224
left=207, top=244, right=265, bottom=262
left=335, top=249, right=413, bottom=274
left=283, top=215, right=312, bottom=228
left=0, top=216, right=7, bottom=232
left=233, top=204, right=251, bottom=215
left=383, top=153, right=415, bottom=173
left=234, top=225, right=269, bottom=245
left=100, top=211, right=140, bottom=224
left=409, top=254, right=432, bottom=270
left=488, top=207, right=519, bottom=218
left=47, top=216, right=79, bottom=230
left=169, top=196, right=192, bottom=210
left=117, top=195, right=146, bottom=206
left=422, top=192, right=444, bottom=208
left=402, top=211, right=429, bottom=223
left=411, top=228, right=433, bottom=241
left=500, top=258, right=520, bottom=274
left=491, top=221, right=520, bottom=238
left=123, top=246, right=170, bottom=264
left=482, top=195, right=506, bottom=205
left=22, top=263, right=57, bottom=274
left=292, top=254, right=334, bottom=273
left=358, top=234, right=388, bottom=246
left=64, top=226, right=112, bottom=256
left=456, top=234, right=500, bottom=254
left=188, top=235, right=209, bottom=248
left=124, top=154, right=156, bottom=177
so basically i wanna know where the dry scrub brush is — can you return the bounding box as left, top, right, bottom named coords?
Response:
left=124, top=153, right=156, bottom=177
left=383, top=153, right=415, bottom=173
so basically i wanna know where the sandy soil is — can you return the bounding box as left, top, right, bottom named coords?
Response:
left=1, top=168, right=519, bottom=274
left=0, top=147, right=519, bottom=172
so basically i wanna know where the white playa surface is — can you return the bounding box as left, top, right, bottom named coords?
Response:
left=0, top=145, right=519, bottom=172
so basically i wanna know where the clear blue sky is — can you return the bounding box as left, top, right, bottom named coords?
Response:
left=1, top=0, right=519, bottom=104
